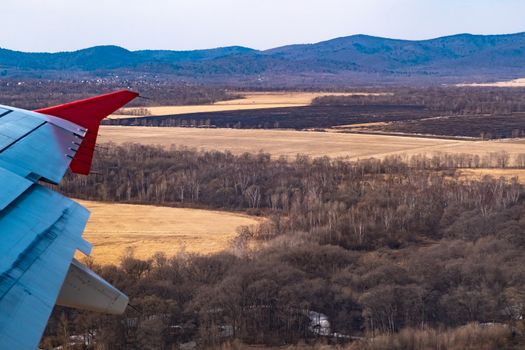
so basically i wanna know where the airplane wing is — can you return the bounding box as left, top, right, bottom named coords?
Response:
left=0, top=91, right=138, bottom=349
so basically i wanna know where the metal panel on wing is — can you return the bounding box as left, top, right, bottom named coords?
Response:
left=0, top=198, right=90, bottom=349
left=0, top=167, right=32, bottom=210
left=0, top=186, right=82, bottom=274
left=0, top=111, right=45, bottom=146
left=0, top=121, right=80, bottom=183
left=0, top=91, right=138, bottom=349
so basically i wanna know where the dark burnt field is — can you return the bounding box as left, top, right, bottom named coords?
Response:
left=370, top=113, right=525, bottom=139
left=103, top=103, right=525, bottom=140
left=104, top=104, right=433, bottom=129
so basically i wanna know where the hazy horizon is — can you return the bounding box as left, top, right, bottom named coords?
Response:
left=3, top=0, right=525, bottom=53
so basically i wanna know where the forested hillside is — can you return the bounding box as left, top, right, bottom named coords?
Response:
left=3, top=33, right=525, bottom=85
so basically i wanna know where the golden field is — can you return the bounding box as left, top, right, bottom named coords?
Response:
left=99, top=126, right=525, bottom=161
left=76, top=200, right=261, bottom=265
left=109, top=91, right=381, bottom=119
left=213, top=91, right=381, bottom=105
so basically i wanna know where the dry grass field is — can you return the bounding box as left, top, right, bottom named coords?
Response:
left=76, top=200, right=261, bottom=265
left=109, top=91, right=380, bottom=119
left=213, top=91, right=381, bottom=105
left=99, top=126, right=525, bottom=161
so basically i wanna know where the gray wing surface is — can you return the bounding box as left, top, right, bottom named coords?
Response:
left=0, top=106, right=126, bottom=349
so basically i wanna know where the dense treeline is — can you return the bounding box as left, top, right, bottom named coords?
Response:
left=0, top=80, right=237, bottom=110
left=41, top=145, right=525, bottom=349
left=60, top=144, right=525, bottom=212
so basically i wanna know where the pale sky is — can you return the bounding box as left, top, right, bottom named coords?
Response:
left=2, top=0, right=525, bottom=52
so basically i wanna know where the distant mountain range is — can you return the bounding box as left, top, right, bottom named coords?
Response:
left=1, top=33, right=525, bottom=86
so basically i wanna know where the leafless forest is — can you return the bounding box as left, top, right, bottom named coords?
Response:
left=40, top=144, right=525, bottom=349
left=0, top=80, right=238, bottom=109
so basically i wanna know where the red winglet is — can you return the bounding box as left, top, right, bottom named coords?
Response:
left=36, top=90, right=139, bottom=175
